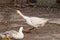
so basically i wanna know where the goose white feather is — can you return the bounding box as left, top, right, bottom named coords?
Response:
left=16, top=10, right=49, bottom=27
left=0, top=27, right=24, bottom=39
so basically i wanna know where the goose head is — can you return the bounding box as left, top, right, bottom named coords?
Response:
left=19, top=27, right=23, bottom=32
left=16, top=10, right=21, bottom=14
left=13, top=27, right=24, bottom=39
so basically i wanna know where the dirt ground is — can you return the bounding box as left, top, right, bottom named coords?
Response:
left=0, top=6, right=60, bottom=40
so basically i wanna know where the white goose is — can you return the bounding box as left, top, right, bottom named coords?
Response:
left=16, top=10, right=49, bottom=28
left=0, top=27, right=24, bottom=40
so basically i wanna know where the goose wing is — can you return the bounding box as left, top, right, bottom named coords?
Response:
left=4, top=30, right=18, bottom=34
left=0, top=33, right=5, bottom=38
left=0, top=30, right=18, bottom=38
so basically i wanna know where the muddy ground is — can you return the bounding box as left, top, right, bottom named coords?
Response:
left=0, top=6, right=60, bottom=40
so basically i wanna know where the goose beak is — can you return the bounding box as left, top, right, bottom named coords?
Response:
left=16, top=10, right=20, bottom=14
left=16, top=10, right=18, bottom=13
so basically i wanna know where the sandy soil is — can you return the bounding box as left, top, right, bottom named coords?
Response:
left=0, top=6, right=60, bottom=40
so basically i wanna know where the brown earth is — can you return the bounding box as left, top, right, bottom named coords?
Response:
left=0, top=6, right=60, bottom=40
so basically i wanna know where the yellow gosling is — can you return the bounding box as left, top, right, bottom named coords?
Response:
left=2, top=35, right=11, bottom=40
